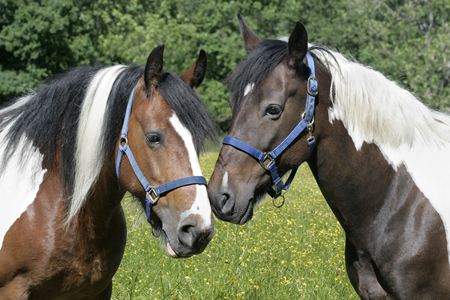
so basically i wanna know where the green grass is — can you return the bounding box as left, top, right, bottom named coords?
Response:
left=111, top=153, right=355, bottom=299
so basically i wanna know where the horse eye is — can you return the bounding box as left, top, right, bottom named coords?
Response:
left=146, top=134, right=161, bottom=144
left=265, top=105, right=282, bottom=117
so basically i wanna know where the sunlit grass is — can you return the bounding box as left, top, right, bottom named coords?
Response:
left=112, top=153, right=354, bottom=299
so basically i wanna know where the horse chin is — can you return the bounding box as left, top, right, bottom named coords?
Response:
left=236, top=191, right=265, bottom=224
left=237, top=200, right=254, bottom=224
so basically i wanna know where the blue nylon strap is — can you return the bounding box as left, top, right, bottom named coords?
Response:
left=154, top=176, right=207, bottom=195
left=116, top=144, right=125, bottom=179
left=146, top=176, right=207, bottom=224
left=304, top=53, right=317, bottom=123
left=266, top=167, right=298, bottom=198
left=120, top=144, right=153, bottom=195
left=116, top=86, right=137, bottom=179
left=223, top=136, right=265, bottom=161
left=270, top=119, right=309, bottom=159
left=116, top=85, right=208, bottom=223
left=307, top=139, right=315, bottom=160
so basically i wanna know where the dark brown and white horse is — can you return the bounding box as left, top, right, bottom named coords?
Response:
left=0, top=45, right=217, bottom=299
left=208, top=15, right=450, bottom=299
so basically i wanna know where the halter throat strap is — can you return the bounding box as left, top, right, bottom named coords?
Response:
left=223, top=52, right=318, bottom=202
left=116, top=86, right=207, bottom=223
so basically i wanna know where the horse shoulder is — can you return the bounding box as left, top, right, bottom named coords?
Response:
left=0, top=168, right=126, bottom=299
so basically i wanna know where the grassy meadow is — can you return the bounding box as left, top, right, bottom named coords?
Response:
left=111, top=153, right=355, bottom=299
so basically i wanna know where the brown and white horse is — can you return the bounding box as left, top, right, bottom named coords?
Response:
left=208, top=15, right=450, bottom=299
left=0, top=45, right=217, bottom=299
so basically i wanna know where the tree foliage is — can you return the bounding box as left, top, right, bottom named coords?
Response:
left=1, top=0, right=449, bottom=131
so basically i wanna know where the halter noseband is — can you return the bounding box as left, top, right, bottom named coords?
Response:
left=116, top=86, right=207, bottom=223
left=223, top=52, right=318, bottom=206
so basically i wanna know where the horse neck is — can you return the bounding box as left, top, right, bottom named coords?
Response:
left=307, top=116, right=397, bottom=236
left=71, top=162, right=126, bottom=241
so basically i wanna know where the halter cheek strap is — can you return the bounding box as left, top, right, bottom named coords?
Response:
left=116, top=86, right=207, bottom=223
left=223, top=52, right=318, bottom=204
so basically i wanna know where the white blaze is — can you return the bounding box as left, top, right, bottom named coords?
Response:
left=169, top=114, right=212, bottom=229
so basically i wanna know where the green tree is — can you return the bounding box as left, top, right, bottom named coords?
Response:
left=334, top=0, right=450, bottom=110
left=1, top=0, right=448, bottom=131
left=0, top=0, right=107, bottom=100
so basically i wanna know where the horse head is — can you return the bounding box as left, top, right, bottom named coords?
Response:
left=117, top=46, right=215, bottom=257
left=208, top=15, right=331, bottom=224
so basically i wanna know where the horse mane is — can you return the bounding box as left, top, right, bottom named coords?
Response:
left=311, top=47, right=450, bottom=150
left=226, top=39, right=289, bottom=109
left=0, top=64, right=216, bottom=223
left=226, top=37, right=450, bottom=150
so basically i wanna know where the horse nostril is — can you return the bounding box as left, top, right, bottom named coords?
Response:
left=221, top=192, right=235, bottom=216
left=221, top=193, right=230, bottom=206
left=177, top=219, right=198, bottom=248
left=177, top=218, right=214, bottom=251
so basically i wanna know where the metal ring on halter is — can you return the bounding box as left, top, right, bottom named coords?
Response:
left=147, top=188, right=160, bottom=205
left=120, top=136, right=128, bottom=147
left=259, top=152, right=275, bottom=171
left=272, top=194, right=285, bottom=208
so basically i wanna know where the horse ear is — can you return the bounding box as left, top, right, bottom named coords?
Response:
left=180, top=49, right=207, bottom=90
left=144, top=45, right=165, bottom=90
left=237, top=14, right=260, bottom=53
left=288, top=22, right=308, bottom=69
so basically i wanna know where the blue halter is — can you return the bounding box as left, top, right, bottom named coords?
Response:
left=116, top=86, right=207, bottom=223
left=223, top=52, right=318, bottom=205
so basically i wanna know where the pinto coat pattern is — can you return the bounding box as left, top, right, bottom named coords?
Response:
left=208, top=15, right=450, bottom=299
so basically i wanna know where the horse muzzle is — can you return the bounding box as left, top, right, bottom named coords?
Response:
left=164, top=216, right=215, bottom=258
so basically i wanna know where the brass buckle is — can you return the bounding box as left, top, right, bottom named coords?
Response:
left=146, top=188, right=160, bottom=205
left=259, top=152, right=275, bottom=171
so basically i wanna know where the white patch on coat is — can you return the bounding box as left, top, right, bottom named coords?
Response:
left=0, top=124, right=47, bottom=250
left=169, top=114, right=212, bottom=230
left=244, top=83, right=255, bottom=97
left=316, top=46, right=450, bottom=265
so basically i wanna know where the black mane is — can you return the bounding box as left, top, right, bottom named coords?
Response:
left=226, top=39, right=335, bottom=109
left=226, top=39, right=289, bottom=108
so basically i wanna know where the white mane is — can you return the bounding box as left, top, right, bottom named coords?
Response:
left=68, top=65, right=125, bottom=223
left=311, top=47, right=450, bottom=151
